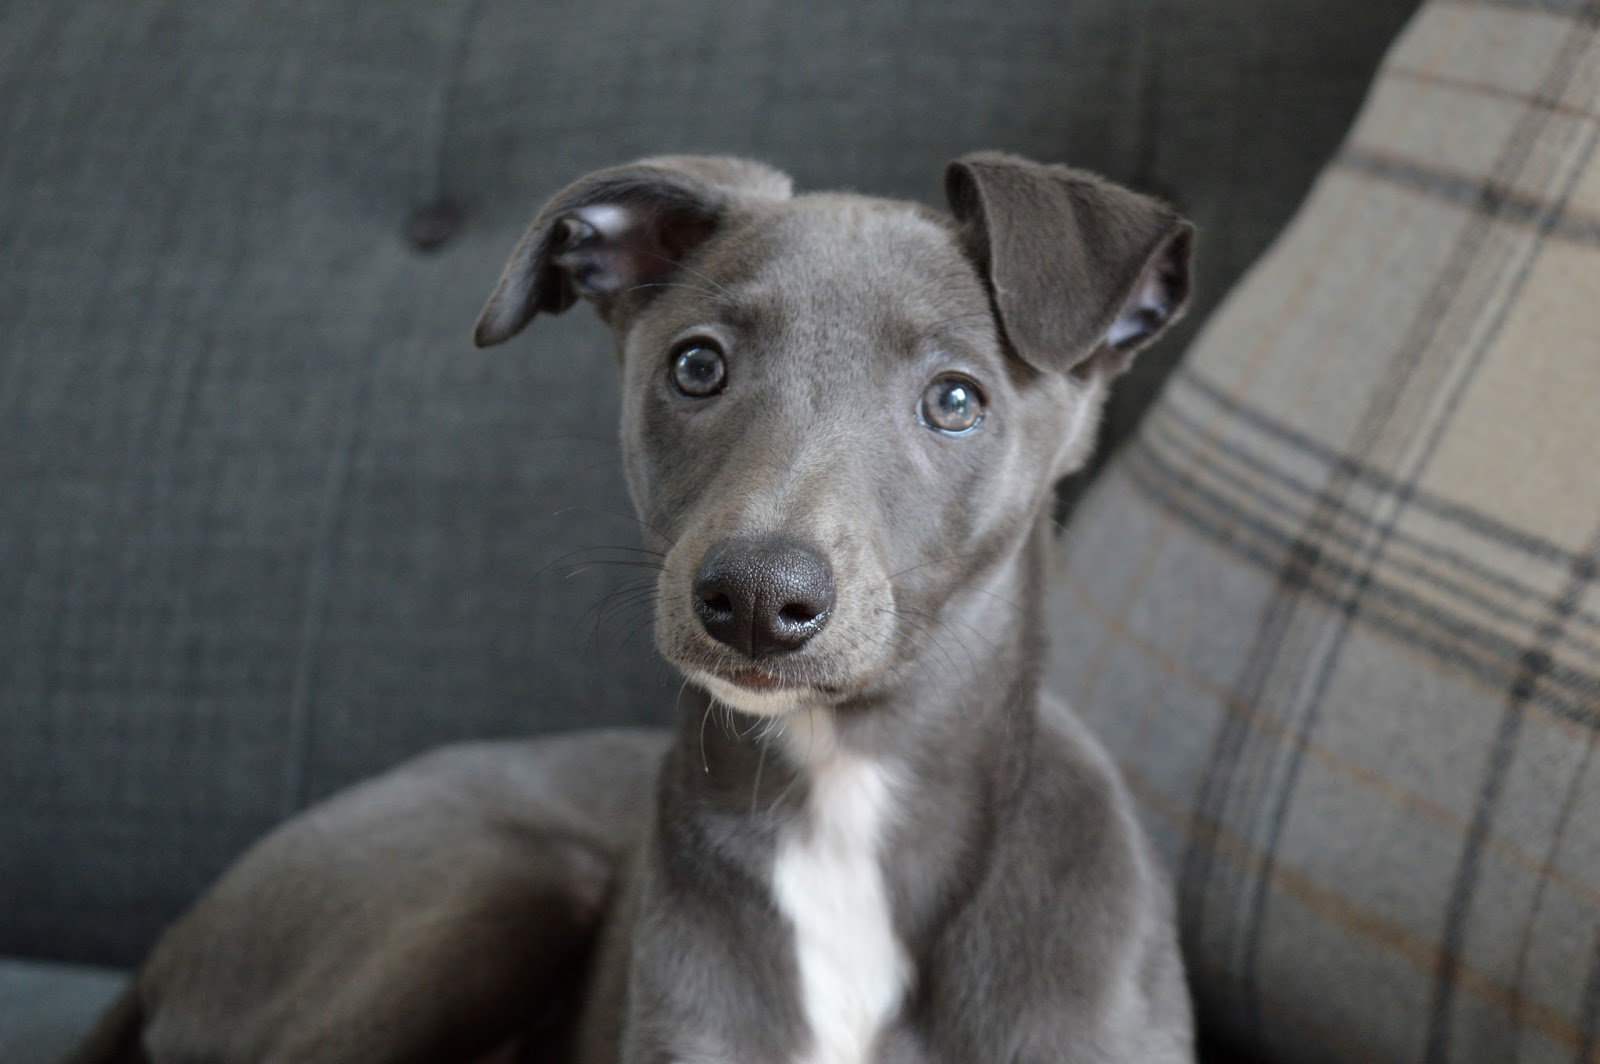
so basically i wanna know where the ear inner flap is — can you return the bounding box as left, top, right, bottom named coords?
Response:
left=1108, top=226, right=1195, bottom=351
left=473, top=156, right=792, bottom=348
left=944, top=152, right=1195, bottom=374
left=547, top=203, right=718, bottom=306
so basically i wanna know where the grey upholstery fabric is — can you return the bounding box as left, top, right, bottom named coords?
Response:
left=0, top=960, right=126, bottom=1064
left=0, top=0, right=1417, bottom=967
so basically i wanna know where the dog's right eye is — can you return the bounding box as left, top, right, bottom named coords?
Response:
left=920, top=375, right=985, bottom=434
left=670, top=341, right=727, bottom=398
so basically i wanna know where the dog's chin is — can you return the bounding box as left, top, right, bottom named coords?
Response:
left=689, top=669, right=829, bottom=719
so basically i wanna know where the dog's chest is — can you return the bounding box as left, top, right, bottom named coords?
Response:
left=771, top=751, right=910, bottom=1064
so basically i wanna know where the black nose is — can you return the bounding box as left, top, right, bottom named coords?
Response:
left=692, top=538, right=835, bottom=658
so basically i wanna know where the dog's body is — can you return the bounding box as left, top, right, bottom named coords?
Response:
left=72, top=154, right=1197, bottom=1064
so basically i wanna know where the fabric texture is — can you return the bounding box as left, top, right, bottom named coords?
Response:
left=1048, top=2, right=1600, bottom=1062
left=0, top=0, right=1417, bottom=968
left=0, top=960, right=126, bottom=1064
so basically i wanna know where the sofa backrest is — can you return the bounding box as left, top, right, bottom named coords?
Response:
left=0, top=0, right=1416, bottom=965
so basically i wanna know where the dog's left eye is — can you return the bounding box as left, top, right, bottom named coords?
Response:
left=670, top=341, right=727, bottom=398
left=920, top=376, right=985, bottom=434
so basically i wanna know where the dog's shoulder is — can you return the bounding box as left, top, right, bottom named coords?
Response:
left=930, top=694, right=1192, bottom=1060
left=1026, top=693, right=1142, bottom=844
left=971, top=691, right=1169, bottom=965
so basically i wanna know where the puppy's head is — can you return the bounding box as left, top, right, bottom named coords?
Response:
left=477, top=154, right=1192, bottom=717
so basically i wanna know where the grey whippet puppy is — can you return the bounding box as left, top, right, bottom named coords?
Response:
left=70, top=152, right=1197, bottom=1064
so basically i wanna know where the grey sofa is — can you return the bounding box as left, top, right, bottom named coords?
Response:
left=0, top=1, right=1418, bottom=1059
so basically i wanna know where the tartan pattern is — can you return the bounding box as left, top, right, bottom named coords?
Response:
left=1047, top=1, right=1600, bottom=1061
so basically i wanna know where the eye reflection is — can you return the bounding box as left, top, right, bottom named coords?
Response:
left=671, top=342, right=727, bottom=398
left=920, top=376, right=984, bottom=433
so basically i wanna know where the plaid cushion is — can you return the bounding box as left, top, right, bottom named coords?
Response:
left=1047, top=2, right=1600, bottom=1062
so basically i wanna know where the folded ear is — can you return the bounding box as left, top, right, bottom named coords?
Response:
left=944, top=152, right=1195, bottom=376
left=473, top=156, right=793, bottom=347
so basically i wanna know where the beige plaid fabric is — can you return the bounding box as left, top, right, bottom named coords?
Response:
left=1046, top=2, right=1600, bottom=1062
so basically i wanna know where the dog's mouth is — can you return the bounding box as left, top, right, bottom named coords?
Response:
left=696, top=660, right=846, bottom=694
left=690, top=667, right=817, bottom=718
left=680, top=656, right=860, bottom=718
left=713, top=664, right=856, bottom=692
left=717, top=666, right=790, bottom=692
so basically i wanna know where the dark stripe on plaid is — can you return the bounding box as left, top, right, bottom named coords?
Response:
left=1509, top=730, right=1599, bottom=1061
left=1133, top=420, right=1600, bottom=694
left=1429, top=530, right=1600, bottom=1061
left=1338, top=150, right=1600, bottom=248
left=1147, top=403, right=1600, bottom=647
left=1175, top=371, right=1588, bottom=569
left=1387, top=65, right=1600, bottom=122
left=1121, top=440, right=1600, bottom=727
left=1580, top=931, right=1600, bottom=1063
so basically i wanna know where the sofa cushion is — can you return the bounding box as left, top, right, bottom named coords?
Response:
left=0, top=960, right=126, bottom=1064
left=1048, top=1, right=1600, bottom=1061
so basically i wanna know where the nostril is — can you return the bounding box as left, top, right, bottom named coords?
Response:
left=699, top=591, right=734, bottom=619
left=778, top=602, right=822, bottom=626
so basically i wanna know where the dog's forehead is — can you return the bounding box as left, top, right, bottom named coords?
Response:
left=712, top=194, right=990, bottom=325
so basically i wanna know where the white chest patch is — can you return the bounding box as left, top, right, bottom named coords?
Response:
left=772, top=731, right=909, bottom=1064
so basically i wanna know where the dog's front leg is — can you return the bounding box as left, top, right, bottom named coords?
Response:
left=616, top=934, right=797, bottom=1064
left=608, top=832, right=811, bottom=1064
